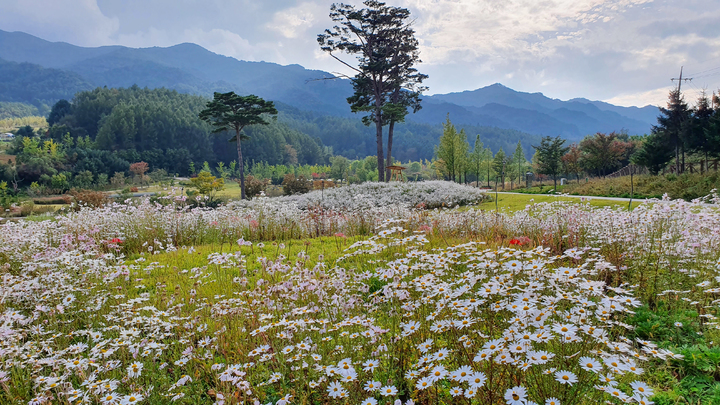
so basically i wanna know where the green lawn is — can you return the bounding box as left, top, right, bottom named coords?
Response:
left=479, top=192, right=643, bottom=212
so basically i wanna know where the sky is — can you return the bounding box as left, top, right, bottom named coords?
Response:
left=1, top=0, right=719, bottom=108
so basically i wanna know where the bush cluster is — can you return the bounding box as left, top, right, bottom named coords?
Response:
left=282, top=173, right=312, bottom=195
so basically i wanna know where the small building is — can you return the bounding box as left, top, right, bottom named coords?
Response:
left=0, top=133, right=14, bottom=141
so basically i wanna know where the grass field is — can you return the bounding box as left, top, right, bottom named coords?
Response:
left=479, top=192, right=643, bottom=211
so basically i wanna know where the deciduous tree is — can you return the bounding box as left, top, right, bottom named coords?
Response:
left=562, top=144, right=582, bottom=183
left=578, top=132, right=626, bottom=177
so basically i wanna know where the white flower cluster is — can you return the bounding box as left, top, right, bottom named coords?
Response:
left=233, top=180, right=489, bottom=210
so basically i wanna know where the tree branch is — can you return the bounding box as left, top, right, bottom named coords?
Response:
left=327, top=52, right=362, bottom=74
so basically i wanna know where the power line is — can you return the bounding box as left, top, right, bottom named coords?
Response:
left=687, top=65, right=720, bottom=77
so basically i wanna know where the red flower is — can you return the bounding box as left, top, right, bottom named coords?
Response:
left=509, top=237, right=531, bottom=246
left=108, top=238, right=123, bottom=244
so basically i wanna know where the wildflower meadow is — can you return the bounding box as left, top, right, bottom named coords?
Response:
left=1, top=181, right=720, bottom=405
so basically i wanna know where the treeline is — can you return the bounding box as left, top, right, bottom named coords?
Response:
left=434, top=88, right=720, bottom=189
left=434, top=116, right=643, bottom=189
left=633, top=89, right=720, bottom=174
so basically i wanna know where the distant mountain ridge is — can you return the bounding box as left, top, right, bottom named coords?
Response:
left=424, top=84, right=657, bottom=138
left=0, top=29, right=659, bottom=139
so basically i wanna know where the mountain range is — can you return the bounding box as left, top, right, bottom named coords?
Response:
left=0, top=29, right=660, bottom=142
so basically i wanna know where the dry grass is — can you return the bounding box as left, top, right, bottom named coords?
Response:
left=0, top=153, right=16, bottom=165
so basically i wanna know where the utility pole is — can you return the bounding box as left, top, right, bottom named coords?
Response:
left=670, top=66, right=693, bottom=174
left=671, top=66, right=693, bottom=92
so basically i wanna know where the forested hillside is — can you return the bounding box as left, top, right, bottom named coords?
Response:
left=46, top=87, right=328, bottom=174
left=0, top=58, right=92, bottom=114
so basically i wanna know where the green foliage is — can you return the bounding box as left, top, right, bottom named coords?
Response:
left=189, top=171, right=225, bottom=200
left=0, top=101, right=40, bottom=120
left=628, top=304, right=703, bottom=346
left=50, top=173, right=70, bottom=192
left=633, top=133, right=675, bottom=174
left=509, top=140, right=528, bottom=186
left=199, top=91, right=278, bottom=200
left=532, top=136, right=569, bottom=189
left=0, top=116, right=47, bottom=132
left=329, top=156, right=349, bottom=181
left=579, top=132, right=634, bottom=176
left=492, top=148, right=507, bottom=184
left=435, top=116, right=468, bottom=182
left=47, top=99, right=72, bottom=126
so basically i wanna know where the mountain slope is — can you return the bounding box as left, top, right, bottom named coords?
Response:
left=0, top=58, right=93, bottom=111
left=426, top=83, right=658, bottom=138
left=0, top=30, right=659, bottom=139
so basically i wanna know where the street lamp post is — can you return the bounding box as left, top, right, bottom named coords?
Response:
left=502, top=158, right=506, bottom=191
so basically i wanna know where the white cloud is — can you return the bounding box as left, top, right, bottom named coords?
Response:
left=604, top=86, right=672, bottom=107
left=0, top=0, right=119, bottom=46
left=2, top=0, right=720, bottom=107
left=399, top=0, right=653, bottom=64
left=120, top=28, right=258, bottom=59
left=267, top=2, right=321, bottom=39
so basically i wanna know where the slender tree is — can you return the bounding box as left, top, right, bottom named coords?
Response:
left=318, top=1, right=426, bottom=182
left=510, top=141, right=526, bottom=188
left=492, top=148, right=507, bottom=190
left=455, top=127, right=469, bottom=183
left=483, top=147, right=494, bottom=188
left=198, top=92, right=277, bottom=199
left=435, top=116, right=459, bottom=181
left=689, top=90, right=713, bottom=170
left=469, top=134, right=484, bottom=187
left=532, top=136, right=568, bottom=190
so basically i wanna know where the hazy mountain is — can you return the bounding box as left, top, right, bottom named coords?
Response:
left=0, top=29, right=660, bottom=140
left=0, top=57, right=93, bottom=112
left=425, top=84, right=658, bottom=138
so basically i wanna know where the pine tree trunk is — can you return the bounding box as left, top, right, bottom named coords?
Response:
left=236, top=128, right=245, bottom=200
left=385, top=120, right=395, bottom=182
left=682, top=145, right=685, bottom=173
left=375, top=106, right=385, bottom=183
